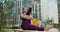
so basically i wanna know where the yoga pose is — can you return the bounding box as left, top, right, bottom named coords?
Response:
left=20, top=0, right=58, bottom=31
left=20, top=0, right=44, bottom=31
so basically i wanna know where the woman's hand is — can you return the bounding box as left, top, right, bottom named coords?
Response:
left=30, top=0, right=35, bottom=8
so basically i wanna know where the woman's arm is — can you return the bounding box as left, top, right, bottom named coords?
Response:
left=26, top=15, right=34, bottom=20
left=26, top=0, right=35, bottom=15
left=30, top=0, right=35, bottom=8
left=20, top=14, right=34, bottom=20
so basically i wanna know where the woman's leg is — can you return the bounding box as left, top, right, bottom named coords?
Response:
left=28, top=25, right=44, bottom=31
left=21, top=25, right=44, bottom=31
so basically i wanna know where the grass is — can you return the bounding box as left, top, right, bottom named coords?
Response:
left=0, top=30, right=14, bottom=32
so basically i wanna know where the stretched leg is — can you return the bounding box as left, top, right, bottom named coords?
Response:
left=28, top=25, right=44, bottom=31
left=21, top=25, right=44, bottom=31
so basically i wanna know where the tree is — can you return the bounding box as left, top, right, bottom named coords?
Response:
left=0, top=1, right=3, bottom=30
left=0, top=2, right=3, bottom=12
left=1, top=0, right=14, bottom=28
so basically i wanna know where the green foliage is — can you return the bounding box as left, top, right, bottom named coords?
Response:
left=44, top=18, right=53, bottom=25
left=4, top=1, right=14, bottom=9
left=1, top=30, right=14, bottom=32
left=1, top=0, right=14, bottom=28
left=0, top=2, right=3, bottom=12
left=3, top=0, right=14, bottom=20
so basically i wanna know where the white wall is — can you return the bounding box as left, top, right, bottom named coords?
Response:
left=41, top=0, right=59, bottom=24
left=48, top=0, right=58, bottom=24
left=41, top=0, right=48, bottom=22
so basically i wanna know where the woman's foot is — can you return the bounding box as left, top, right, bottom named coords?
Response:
left=44, top=25, right=53, bottom=31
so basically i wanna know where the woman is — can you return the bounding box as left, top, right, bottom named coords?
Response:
left=20, top=0, right=44, bottom=31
